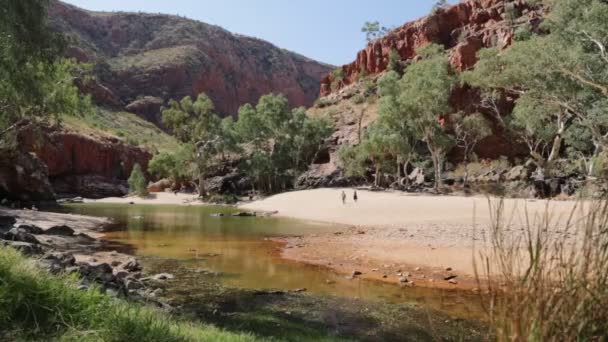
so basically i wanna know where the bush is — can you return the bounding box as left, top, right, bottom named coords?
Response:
left=352, top=94, right=365, bottom=105
left=513, top=24, right=533, bottom=41
left=128, top=163, right=148, bottom=197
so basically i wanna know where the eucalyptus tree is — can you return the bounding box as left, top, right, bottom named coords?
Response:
left=235, top=94, right=332, bottom=192
left=1, top=0, right=87, bottom=139
left=377, top=71, right=417, bottom=185
left=452, top=112, right=492, bottom=186
left=463, top=0, right=608, bottom=178
left=378, top=44, right=457, bottom=190
left=161, top=93, right=223, bottom=197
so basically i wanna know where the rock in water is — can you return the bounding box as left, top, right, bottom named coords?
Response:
left=123, top=258, right=142, bottom=272
left=0, top=241, right=43, bottom=255
left=0, top=216, right=16, bottom=230
left=80, top=262, right=115, bottom=283
left=14, top=224, right=44, bottom=235
left=44, top=225, right=75, bottom=236
left=231, top=212, right=256, bottom=217
left=4, top=228, right=40, bottom=244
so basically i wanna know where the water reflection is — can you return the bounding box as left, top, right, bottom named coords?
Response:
left=66, top=204, right=483, bottom=319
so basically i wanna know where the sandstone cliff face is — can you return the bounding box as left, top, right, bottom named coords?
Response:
left=49, top=0, right=333, bottom=123
left=320, top=0, right=543, bottom=96
left=0, top=150, right=56, bottom=206
left=18, top=127, right=151, bottom=198
left=301, top=0, right=544, bottom=188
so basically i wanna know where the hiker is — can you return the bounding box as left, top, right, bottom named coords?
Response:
left=341, top=191, right=346, bottom=204
left=353, top=190, right=358, bottom=203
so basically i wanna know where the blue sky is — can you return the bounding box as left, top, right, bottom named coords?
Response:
left=62, top=0, right=455, bottom=66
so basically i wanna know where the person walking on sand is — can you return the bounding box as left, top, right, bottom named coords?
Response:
left=353, top=190, right=358, bottom=203
left=341, top=191, right=346, bottom=205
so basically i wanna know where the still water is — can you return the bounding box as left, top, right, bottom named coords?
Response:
left=65, top=203, right=482, bottom=319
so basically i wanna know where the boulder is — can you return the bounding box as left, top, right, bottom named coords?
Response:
left=79, top=262, right=115, bottom=283
left=505, top=165, right=530, bottom=182
left=231, top=212, right=256, bottom=217
left=0, top=150, right=56, bottom=206
left=125, top=96, right=164, bottom=126
left=44, top=225, right=75, bottom=236
left=4, top=228, right=40, bottom=244
left=14, top=224, right=44, bottom=235
left=142, top=273, right=175, bottom=282
left=125, top=278, right=144, bottom=290
left=147, top=178, right=172, bottom=193
left=0, top=216, right=16, bottom=230
left=43, top=252, right=77, bottom=268
left=123, top=258, right=142, bottom=272
left=409, top=168, right=426, bottom=185
left=1, top=240, right=43, bottom=255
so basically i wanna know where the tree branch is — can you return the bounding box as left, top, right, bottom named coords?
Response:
left=559, top=67, right=608, bottom=96
left=579, top=30, right=608, bottom=64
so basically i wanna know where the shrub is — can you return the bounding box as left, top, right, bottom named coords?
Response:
left=128, top=163, right=148, bottom=197
left=513, top=24, right=533, bottom=41
left=352, top=94, right=366, bottom=104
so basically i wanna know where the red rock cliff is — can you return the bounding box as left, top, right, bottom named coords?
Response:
left=18, top=126, right=151, bottom=198
left=320, top=0, right=544, bottom=96
left=48, top=0, right=333, bottom=126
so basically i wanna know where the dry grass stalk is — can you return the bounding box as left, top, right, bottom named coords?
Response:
left=475, top=198, right=608, bottom=341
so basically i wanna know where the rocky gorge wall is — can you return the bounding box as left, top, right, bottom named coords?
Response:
left=49, top=0, right=333, bottom=127
left=320, top=0, right=543, bottom=95
left=320, top=0, right=543, bottom=96
left=17, top=127, right=151, bottom=199
left=301, top=0, right=545, bottom=189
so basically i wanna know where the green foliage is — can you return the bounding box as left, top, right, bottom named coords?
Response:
left=432, top=0, right=449, bottom=13
left=352, top=94, right=366, bottom=105
left=160, top=93, right=226, bottom=197
left=337, top=145, right=367, bottom=179
left=236, top=94, right=332, bottom=192
left=148, top=145, right=193, bottom=182
left=378, top=44, right=457, bottom=189
left=387, top=48, right=404, bottom=74
left=158, top=93, right=331, bottom=195
left=62, top=109, right=179, bottom=153
left=504, top=3, right=520, bottom=25
left=330, top=68, right=345, bottom=91
left=361, top=21, right=390, bottom=43
left=162, top=93, right=221, bottom=144
left=463, top=0, right=608, bottom=177
left=0, top=0, right=89, bottom=132
left=513, top=24, right=533, bottom=41
left=128, top=163, right=148, bottom=197
left=0, top=246, right=259, bottom=341
left=452, top=112, right=493, bottom=184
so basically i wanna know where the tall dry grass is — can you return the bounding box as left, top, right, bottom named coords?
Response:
left=475, top=198, right=608, bottom=341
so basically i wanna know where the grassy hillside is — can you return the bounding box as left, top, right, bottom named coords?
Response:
left=62, top=109, right=179, bottom=153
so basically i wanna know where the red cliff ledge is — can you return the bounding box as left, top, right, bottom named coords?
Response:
left=320, top=0, right=543, bottom=96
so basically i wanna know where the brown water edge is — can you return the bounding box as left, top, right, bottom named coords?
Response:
left=64, top=203, right=486, bottom=322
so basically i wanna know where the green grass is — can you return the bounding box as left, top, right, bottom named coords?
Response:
left=62, top=109, right=179, bottom=153
left=0, top=246, right=260, bottom=342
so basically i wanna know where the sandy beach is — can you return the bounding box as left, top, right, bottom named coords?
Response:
left=85, top=192, right=203, bottom=205
left=241, top=188, right=583, bottom=289
left=86, top=188, right=584, bottom=289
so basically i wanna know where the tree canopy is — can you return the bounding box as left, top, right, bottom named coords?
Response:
left=0, top=0, right=88, bottom=132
